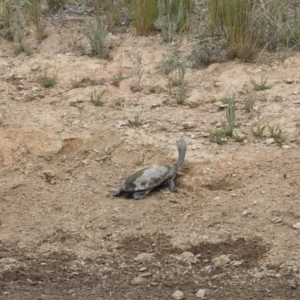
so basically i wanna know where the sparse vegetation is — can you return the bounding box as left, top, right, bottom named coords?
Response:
left=90, top=89, right=105, bottom=106
left=157, top=52, right=181, bottom=75
left=39, top=71, right=57, bottom=88
left=112, top=71, right=127, bottom=87
left=131, top=54, right=144, bottom=92
left=268, top=123, right=287, bottom=145
left=86, top=17, right=107, bottom=58
left=209, top=129, right=227, bottom=145
left=225, top=95, right=236, bottom=129
left=251, top=76, right=272, bottom=91
left=131, top=0, right=158, bottom=35
left=244, top=96, right=255, bottom=113
left=128, top=105, right=144, bottom=127
left=251, top=124, right=266, bottom=137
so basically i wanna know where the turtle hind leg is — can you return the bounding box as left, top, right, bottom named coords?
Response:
left=168, top=179, right=176, bottom=192
left=132, top=190, right=150, bottom=200
left=111, top=187, right=122, bottom=197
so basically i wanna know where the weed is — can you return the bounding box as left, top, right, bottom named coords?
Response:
left=208, top=0, right=260, bottom=61
left=176, top=87, right=186, bottom=105
left=77, top=105, right=85, bottom=115
left=233, top=131, right=245, bottom=142
left=268, top=123, right=287, bottom=145
left=90, top=89, right=105, bottom=106
left=28, top=0, right=47, bottom=42
left=244, top=96, right=255, bottom=112
left=131, top=0, right=158, bottom=35
left=221, top=122, right=233, bottom=137
left=209, top=130, right=227, bottom=145
left=112, top=71, right=127, bottom=87
left=157, top=0, right=187, bottom=43
left=39, top=71, right=57, bottom=88
left=251, top=76, right=272, bottom=91
left=169, top=62, right=186, bottom=87
left=131, top=54, right=144, bottom=92
left=86, top=17, right=107, bottom=58
left=251, top=124, right=266, bottom=137
left=157, top=52, right=181, bottom=75
left=71, top=76, right=98, bottom=89
left=128, top=105, right=144, bottom=127
left=225, top=95, right=236, bottom=129
left=46, top=0, right=67, bottom=10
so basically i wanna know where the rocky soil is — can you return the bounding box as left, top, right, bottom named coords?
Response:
left=0, top=13, right=300, bottom=300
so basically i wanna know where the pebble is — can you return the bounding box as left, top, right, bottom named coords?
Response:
left=253, top=271, right=264, bottom=279
left=242, top=210, right=250, bottom=216
left=139, top=272, right=152, bottom=278
left=196, top=289, right=207, bottom=298
left=176, top=252, right=197, bottom=264
left=282, top=145, right=291, bottom=149
left=131, top=276, right=147, bottom=285
left=172, top=290, right=185, bottom=300
left=285, top=78, right=294, bottom=84
left=139, top=267, right=147, bottom=272
left=31, top=65, right=40, bottom=71
left=212, top=255, right=231, bottom=268
left=134, top=253, right=154, bottom=262
left=292, top=222, right=300, bottom=230
left=265, top=138, right=275, bottom=145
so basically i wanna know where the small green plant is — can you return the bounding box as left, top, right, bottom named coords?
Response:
left=131, top=0, right=158, bottom=35
left=251, top=124, right=266, bottom=137
left=157, top=0, right=186, bottom=42
left=128, top=106, right=144, bottom=127
left=112, top=71, right=127, bottom=87
left=225, top=95, right=236, bottom=128
left=86, top=17, right=107, bottom=58
left=233, top=131, right=245, bottom=142
left=268, top=123, right=287, bottom=145
left=209, top=129, right=227, bottom=145
left=169, top=62, right=186, bottom=87
left=221, top=122, right=233, bottom=136
left=157, top=52, right=181, bottom=75
left=251, top=76, right=272, bottom=91
left=131, top=54, right=144, bottom=92
left=90, top=89, right=105, bottom=106
left=39, top=71, right=57, bottom=88
left=244, top=96, right=255, bottom=112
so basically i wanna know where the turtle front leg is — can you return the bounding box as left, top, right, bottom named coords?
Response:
left=132, top=190, right=151, bottom=200
left=111, top=187, right=123, bottom=197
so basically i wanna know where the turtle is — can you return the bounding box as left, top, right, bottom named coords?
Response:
left=111, top=138, right=187, bottom=200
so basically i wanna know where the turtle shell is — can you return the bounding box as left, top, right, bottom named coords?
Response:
left=121, top=164, right=178, bottom=192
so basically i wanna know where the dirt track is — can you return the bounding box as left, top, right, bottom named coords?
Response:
left=0, top=17, right=300, bottom=300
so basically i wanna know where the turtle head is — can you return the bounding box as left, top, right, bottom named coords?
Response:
left=176, top=138, right=187, bottom=168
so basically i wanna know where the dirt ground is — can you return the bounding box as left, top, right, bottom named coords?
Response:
left=1, top=12, right=300, bottom=300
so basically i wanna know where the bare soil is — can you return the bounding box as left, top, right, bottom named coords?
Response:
left=1, top=16, right=300, bottom=300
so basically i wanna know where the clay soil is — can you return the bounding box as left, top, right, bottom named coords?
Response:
left=1, top=13, right=300, bottom=300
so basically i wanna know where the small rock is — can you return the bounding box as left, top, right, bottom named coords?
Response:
left=134, top=253, right=154, bottom=262
left=172, top=290, right=184, bottom=300
left=206, top=63, right=220, bottom=73
left=139, top=272, right=152, bottom=278
left=214, top=81, right=221, bottom=87
left=182, top=121, right=195, bottom=129
left=31, top=65, right=40, bottom=71
left=282, top=145, right=291, bottom=149
left=242, top=210, right=250, bottom=217
left=131, top=277, right=147, bottom=285
left=266, top=260, right=282, bottom=269
left=139, top=267, right=147, bottom=272
left=196, top=289, right=207, bottom=298
left=285, top=78, right=294, bottom=84
left=177, top=252, right=198, bottom=264
left=212, top=255, right=231, bottom=268
left=292, top=222, right=300, bottom=230
left=253, top=271, right=264, bottom=279
left=265, top=138, right=275, bottom=145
